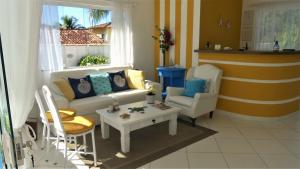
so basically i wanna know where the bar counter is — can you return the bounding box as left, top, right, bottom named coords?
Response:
left=196, top=50, right=300, bottom=117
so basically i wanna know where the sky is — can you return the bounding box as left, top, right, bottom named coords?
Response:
left=58, top=6, right=111, bottom=28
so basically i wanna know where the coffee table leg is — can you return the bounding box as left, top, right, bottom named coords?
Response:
left=169, top=115, right=177, bottom=135
left=121, top=127, right=130, bottom=153
left=101, top=117, right=110, bottom=139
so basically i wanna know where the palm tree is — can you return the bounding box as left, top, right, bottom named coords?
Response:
left=89, top=9, right=109, bottom=26
left=60, top=15, right=83, bottom=29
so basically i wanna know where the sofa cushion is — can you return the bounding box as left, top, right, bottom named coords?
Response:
left=126, top=69, right=145, bottom=89
left=108, top=70, right=129, bottom=92
left=107, top=89, right=148, bottom=105
left=70, top=95, right=114, bottom=115
left=68, top=76, right=96, bottom=99
left=90, top=73, right=112, bottom=95
left=168, top=96, right=194, bottom=107
left=54, top=79, right=75, bottom=101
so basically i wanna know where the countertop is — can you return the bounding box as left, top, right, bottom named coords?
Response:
left=194, top=49, right=300, bottom=55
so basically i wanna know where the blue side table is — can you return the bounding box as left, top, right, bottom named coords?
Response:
left=157, top=67, right=186, bottom=99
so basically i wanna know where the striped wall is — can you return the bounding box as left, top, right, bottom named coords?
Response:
left=154, top=0, right=201, bottom=73
left=199, top=52, right=300, bottom=117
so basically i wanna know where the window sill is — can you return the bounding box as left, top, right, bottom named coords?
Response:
left=60, top=65, right=132, bottom=72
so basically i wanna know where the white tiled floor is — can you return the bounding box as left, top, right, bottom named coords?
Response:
left=34, top=110, right=300, bottom=169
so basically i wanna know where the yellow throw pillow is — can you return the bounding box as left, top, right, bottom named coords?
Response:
left=54, top=80, right=75, bottom=101
left=126, top=69, right=145, bottom=89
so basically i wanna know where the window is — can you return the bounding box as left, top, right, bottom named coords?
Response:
left=253, top=3, right=300, bottom=50
left=58, top=6, right=112, bottom=68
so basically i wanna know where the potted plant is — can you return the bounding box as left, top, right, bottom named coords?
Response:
left=146, top=85, right=156, bottom=104
left=152, top=26, right=174, bottom=67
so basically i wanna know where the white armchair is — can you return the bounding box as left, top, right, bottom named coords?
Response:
left=165, top=64, right=223, bottom=126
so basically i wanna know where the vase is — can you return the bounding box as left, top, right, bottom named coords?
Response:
left=162, top=51, right=166, bottom=67
left=146, top=94, right=155, bottom=104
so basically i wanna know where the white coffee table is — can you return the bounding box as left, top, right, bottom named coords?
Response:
left=96, top=101, right=180, bottom=153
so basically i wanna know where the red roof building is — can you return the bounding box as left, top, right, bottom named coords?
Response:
left=60, top=29, right=105, bottom=45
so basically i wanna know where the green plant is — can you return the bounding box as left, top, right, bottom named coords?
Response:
left=60, top=15, right=84, bottom=29
left=78, top=55, right=109, bottom=66
left=89, top=9, right=110, bottom=26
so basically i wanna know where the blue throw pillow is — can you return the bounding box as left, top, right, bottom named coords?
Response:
left=182, top=79, right=207, bottom=97
left=68, top=75, right=96, bottom=99
left=90, top=73, right=112, bottom=95
left=108, top=70, right=129, bottom=92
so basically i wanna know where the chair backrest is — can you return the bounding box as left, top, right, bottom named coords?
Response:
left=35, top=91, right=49, bottom=125
left=42, top=85, right=65, bottom=137
left=186, top=64, right=223, bottom=94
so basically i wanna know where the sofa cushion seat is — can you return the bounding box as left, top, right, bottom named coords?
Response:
left=107, top=89, right=148, bottom=105
left=168, top=96, right=194, bottom=107
left=70, top=95, right=114, bottom=115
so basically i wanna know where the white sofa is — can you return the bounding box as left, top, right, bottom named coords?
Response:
left=49, top=66, right=161, bottom=124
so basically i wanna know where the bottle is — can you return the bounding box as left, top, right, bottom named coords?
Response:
left=273, top=41, right=280, bottom=51
left=245, top=42, right=248, bottom=50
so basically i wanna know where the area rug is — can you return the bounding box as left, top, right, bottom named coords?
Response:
left=82, top=121, right=216, bottom=169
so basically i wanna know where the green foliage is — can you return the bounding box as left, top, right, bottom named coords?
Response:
left=89, top=9, right=109, bottom=26
left=60, top=15, right=84, bottom=29
left=78, top=55, right=109, bottom=66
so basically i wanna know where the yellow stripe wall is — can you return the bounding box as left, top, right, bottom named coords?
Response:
left=154, top=0, right=201, bottom=70
left=199, top=52, right=300, bottom=117
left=200, top=0, right=243, bottom=49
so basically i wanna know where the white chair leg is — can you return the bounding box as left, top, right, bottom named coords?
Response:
left=83, top=134, right=87, bottom=153
left=56, top=136, right=60, bottom=149
left=64, top=139, right=68, bottom=167
left=91, top=130, right=97, bottom=166
left=74, top=137, right=77, bottom=152
left=46, top=125, right=50, bottom=152
left=41, top=124, right=46, bottom=149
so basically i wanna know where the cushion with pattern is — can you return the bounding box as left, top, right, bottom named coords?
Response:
left=90, top=73, right=112, bottom=95
left=68, top=76, right=96, bottom=99
left=108, top=70, right=129, bottom=92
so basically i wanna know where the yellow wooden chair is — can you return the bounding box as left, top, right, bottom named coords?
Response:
left=35, top=91, right=76, bottom=152
left=42, top=85, right=97, bottom=166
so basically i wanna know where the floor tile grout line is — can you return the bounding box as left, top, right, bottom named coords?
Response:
left=212, top=135, right=230, bottom=169
left=266, top=128, right=300, bottom=160
left=184, top=146, right=191, bottom=169
left=235, top=124, right=271, bottom=169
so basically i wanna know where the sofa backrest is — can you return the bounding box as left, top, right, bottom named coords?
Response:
left=186, top=64, right=223, bottom=95
left=50, top=66, right=132, bottom=95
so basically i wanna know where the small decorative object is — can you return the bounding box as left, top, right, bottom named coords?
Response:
left=218, top=16, right=232, bottom=30
left=107, top=101, right=120, bottom=113
left=273, top=40, right=280, bottom=51
left=153, top=102, right=171, bottom=110
left=128, top=106, right=147, bottom=113
left=205, top=41, right=210, bottom=49
left=245, top=42, right=248, bottom=50
left=214, top=44, right=222, bottom=50
left=224, top=47, right=232, bottom=50
left=152, top=26, right=174, bottom=66
left=120, top=113, right=130, bottom=119
left=146, top=84, right=156, bottom=104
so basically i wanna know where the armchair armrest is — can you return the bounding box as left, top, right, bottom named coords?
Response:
left=194, top=93, right=216, bottom=100
left=166, top=87, right=184, bottom=97
left=53, top=93, right=69, bottom=108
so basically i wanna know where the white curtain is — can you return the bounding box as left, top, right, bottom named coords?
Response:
left=110, top=4, right=134, bottom=67
left=39, top=5, right=63, bottom=72
left=0, top=0, right=42, bottom=129
left=253, top=2, right=300, bottom=50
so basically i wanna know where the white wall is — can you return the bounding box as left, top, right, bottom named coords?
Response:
left=131, top=0, right=155, bottom=81
left=62, top=45, right=110, bottom=67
